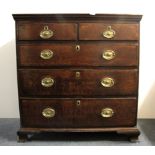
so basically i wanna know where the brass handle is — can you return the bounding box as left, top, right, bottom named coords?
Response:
left=75, top=45, right=80, bottom=51
left=42, top=108, right=55, bottom=118
left=103, top=26, right=115, bottom=39
left=40, top=26, right=54, bottom=39
left=102, top=50, right=115, bottom=60
left=41, top=77, right=54, bottom=87
left=101, top=108, right=114, bottom=118
left=101, top=77, right=114, bottom=88
left=40, top=49, right=53, bottom=59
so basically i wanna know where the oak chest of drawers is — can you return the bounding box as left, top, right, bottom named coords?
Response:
left=13, top=14, right=142, bottom=142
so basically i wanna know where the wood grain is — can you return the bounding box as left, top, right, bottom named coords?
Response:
left=17, top=23, right=77, bottom=40
left=18, top=69, right=138, bottom=97
left=79, top=23, right=139, bottom=40
left=18, top=43, right=138, bottom=67
left=21, top=98, right=137, bottom=128
left=13, top=14, right=142, bottom=141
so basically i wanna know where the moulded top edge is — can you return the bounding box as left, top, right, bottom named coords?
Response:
left=12, top=13, right=142, bottom=22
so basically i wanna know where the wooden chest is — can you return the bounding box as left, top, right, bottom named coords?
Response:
left=13, top=14, right=142, bottom=142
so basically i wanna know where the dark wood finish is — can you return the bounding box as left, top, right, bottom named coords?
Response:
left=21, top=98, right=137, bottom=128
left=13, top=14, right=142, bottom=142
left=117, top=127, right=140, bottom=142
left=17, top=127, right=140, bottom=142
left=19, top=69, right=138, bottom=96
left=13, top=14, right=142, bottom=22
left=18, top=127, right=140, bottom=133
left=79, top=23, right=139, bottom=40
left=17, top=132, right=28, bottom=142
left=18, top=43, right=138, bottom=67
left=17, top=23, right=77, bottom=40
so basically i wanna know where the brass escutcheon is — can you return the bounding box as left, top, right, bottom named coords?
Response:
left=75, top=45, right=80, bottom=51
left=101, top=108, right=114, bottom=118
left=40, top=49, right=53, bottom=59
left=101, top=77, right=115, bottom=88
left=75, top=71, right=80, bottom=79
left=76, top=100, right=81, bottom=106
left=41, top=77, right=54, bottom=87
left=103, top=26, right=115, bottom=39
left=42, top=108, right=55, bottom=118
left=40, top=26, right=53, bottom=39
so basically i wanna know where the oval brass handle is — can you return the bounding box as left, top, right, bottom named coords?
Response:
left=41, top=77, right=54, bottom=87
left=40, top=26, right=54, bottom=39
left=101, top=77, right=115, bottom=88
left=75, top=45, right=80, bottom=51
left=102, top=26, right=115, bottom=39
left=102, top=50, right=115, bottom=60
left=101, top=108, right=114, bottom=118
left=42, top=108, right=55, bottom=118
left=40, top=49, right=53, bottom=60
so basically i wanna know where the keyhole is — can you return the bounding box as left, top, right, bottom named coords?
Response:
left=75, top=71, right=80, bottom=79
left=44, top=26, right=49, bottom=30
left=75, top=45, right=80, bottom=51
left=76, top=100, right=81, bottom=106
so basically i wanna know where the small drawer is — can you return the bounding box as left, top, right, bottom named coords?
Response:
left=79, top=23, right=139, bottom=40
left=17, top=23, right=77, bottom=40
left=18, top=69, right=138, bottom=97
left=21, top=98, right=137, bottom=128
left=18, top=43, right=138, bottom=67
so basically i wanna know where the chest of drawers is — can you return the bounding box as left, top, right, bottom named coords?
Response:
left=13, top=14, right=142, bottom=142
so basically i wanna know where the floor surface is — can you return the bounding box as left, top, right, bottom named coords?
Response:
left=0, top=119, right=155, bottom=146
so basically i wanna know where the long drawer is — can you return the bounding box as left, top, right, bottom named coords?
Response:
left=18, top=69, right=138, bottom=97
left=21, top=98, right=137, bottom=128
left=18, top=43, right=138, bottom=67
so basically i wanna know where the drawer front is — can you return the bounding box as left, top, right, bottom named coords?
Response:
left=79, top=23, right=139, bottom=40
left=19, top=69, right=137, bottom=97
left=21, top=98, right=137, bottom=128
left=18, top=43, right=138, bottom=67
left=17, top=23, right=77, bottom=40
